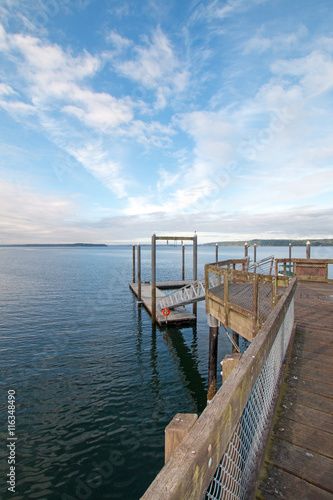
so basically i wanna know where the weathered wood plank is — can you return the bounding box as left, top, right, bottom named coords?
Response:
left=288, top=362, right=333, bottom=383
left=267, top=438, right=333, bottom=492
left=278, top=402, right=333, bottom=434
left=257, top=464, right=333, bottom=499
left=283, top=386, right=333, bottom=414
left=273, top=418, right=333, bottom=458
left=286, top=375, right=333, bottom=399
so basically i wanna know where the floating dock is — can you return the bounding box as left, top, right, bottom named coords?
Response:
left=129, top=281, right=196, bottom=325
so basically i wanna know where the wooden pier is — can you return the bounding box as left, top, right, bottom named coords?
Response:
left=129, top=281, right=196, bottom=325
left=257, top=281, right=333, bottom=499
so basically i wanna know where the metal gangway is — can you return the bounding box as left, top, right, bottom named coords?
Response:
left=248, top=255, right=274, bottom=275
left=158, top=276, right=216, bottom=310
left=158, top=255, right=274, bottom=311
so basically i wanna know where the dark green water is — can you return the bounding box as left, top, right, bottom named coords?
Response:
left=1, top=245, right=330, bottom=499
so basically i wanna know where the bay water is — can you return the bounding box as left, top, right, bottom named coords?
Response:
left=1, top=245, right=331, bottom=499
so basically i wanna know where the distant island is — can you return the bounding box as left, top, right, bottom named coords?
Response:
left=204, top=239, right=333, bottom=247
left=0, top=243, right=108, bottom=247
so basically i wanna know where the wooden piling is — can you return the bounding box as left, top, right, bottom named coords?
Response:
left=207, top=314, right=219, bottom=401
left=182, top=244, right=185, bottom=281
left=193, top=233, right=198, bottom=316
left=306, top=240, right=311, bottom=259
left=151, top=233, right=156, bottom=325
left=216, top=243, right=218, bottom=263
left=132, top=244, right=136, bottom=283
left=289, top=243, right=292, bottom=261
left=137, top=243, right=141, bottom=303
left=254, top=243, right=257, bottom=263
left=245, top=242, right=249, bottom=257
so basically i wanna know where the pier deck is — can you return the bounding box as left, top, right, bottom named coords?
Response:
left=257, top=281, right=333, bottom=499
left=129, top=281, right=196, bottom=325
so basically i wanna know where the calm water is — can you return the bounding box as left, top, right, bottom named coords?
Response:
left=1, top=245, right=332, bottom=499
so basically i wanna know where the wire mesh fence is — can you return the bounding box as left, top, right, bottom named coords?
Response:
left=204, top=296, right=295, bottom=500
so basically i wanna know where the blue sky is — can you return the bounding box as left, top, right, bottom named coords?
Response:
left=0, top=0, right=332, bottom=244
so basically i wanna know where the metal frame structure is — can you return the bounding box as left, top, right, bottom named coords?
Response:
left=151, top=233, right=198, bottom=324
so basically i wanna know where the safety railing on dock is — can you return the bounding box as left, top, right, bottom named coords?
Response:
left=142, top=270, right=297, bottom=500
left=275, top=257, right=333, bottom=282
left=205, top=259, right=291, bottom=342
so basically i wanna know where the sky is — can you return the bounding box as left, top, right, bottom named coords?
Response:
left=0, top=0, right=332, bottom=244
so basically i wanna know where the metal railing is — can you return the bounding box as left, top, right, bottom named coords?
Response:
left=142, top=271, right=297, bottom=500
left=158, top=276, right=215, bottom=310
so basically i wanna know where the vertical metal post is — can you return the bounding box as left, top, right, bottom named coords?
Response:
left=306, top=240, right=311, bottom=259
left=182, top=244, right=185, bottom=281
left=137, top=243, right=141, bottom=303
left=245, top=242, right=248, bottom=257
left=132, top=244, right=136, bottom=283
left=253, top=243, right=257, bottom=263
left=193, top=233, right=198, bottom=316
left=215, top=243, right=218, bottom=263
left=151, top=233, right=156, bottom=325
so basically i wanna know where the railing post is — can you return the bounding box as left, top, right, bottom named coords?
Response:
left=222, top=353, right=241, bottom=383
left=151, top=233, right=156, bottom=325
left=165, top=413, right=198, bottom=464
left=137, top=243, right=141, bottom=303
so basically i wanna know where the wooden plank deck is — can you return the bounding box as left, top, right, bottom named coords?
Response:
left=129, top=281, right=196, bottom=325
left=257, top=281, right=333, bottom=499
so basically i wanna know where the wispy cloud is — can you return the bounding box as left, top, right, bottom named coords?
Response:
left=114, top=26, right=189, bottom=110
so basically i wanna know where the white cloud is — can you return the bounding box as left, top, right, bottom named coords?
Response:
left=69, top=143, right=128, bottom=198
left=115, top=26, right=189, bottom=109
left=0, top=178, right=78, bottom=242
left=271, top=50, right=333, bottom=99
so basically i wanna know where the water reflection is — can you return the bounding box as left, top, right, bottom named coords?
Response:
left=163, top=326, right=207, bottom=413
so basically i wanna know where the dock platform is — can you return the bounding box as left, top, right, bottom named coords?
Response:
left=257, top=281, right=333, bottom=499
left=129, top=281, right=196, bottom=325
